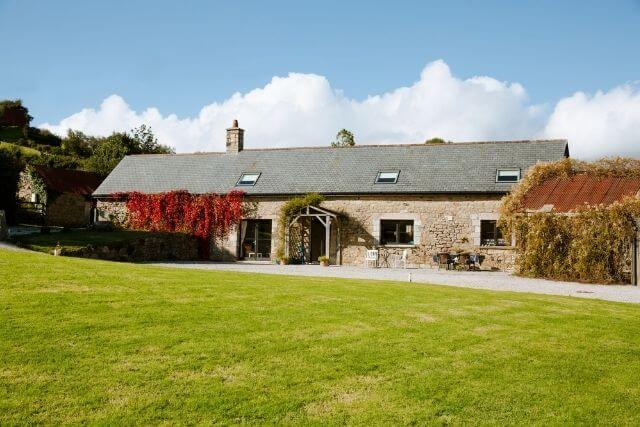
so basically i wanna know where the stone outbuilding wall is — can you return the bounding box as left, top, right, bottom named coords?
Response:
left=97, top=194, right=515, bottom=270
left=17, top=170, right=94, bottom=228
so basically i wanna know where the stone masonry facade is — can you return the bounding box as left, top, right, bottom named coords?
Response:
left=18, top=171, right=92, bottom=228
left=98, top=194, right=515, bottom=270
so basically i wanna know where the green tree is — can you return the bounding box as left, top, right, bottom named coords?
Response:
left=131, top=124, right=174, bottom=154
left=84, top=126, right=174, bottom=176
left=60, top=130, right=96, bottom=158
left=0, top=99, right=32, bottom=129
left=84, top=133, right=133, bottom=176
left=331, top=129, right=355, bottom=148
left=425, top=137, right=446, bottom=144
left=0, top=146, right=26, bottom=223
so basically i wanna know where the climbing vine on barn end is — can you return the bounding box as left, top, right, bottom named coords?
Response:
left=499, top=158, right=640, bottom=284
left=113, top=190, right=248, bottom=258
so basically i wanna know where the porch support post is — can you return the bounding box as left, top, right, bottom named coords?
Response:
left=284, top=224, right=290, bottom=259
left=325, top=216, right=331, bottom=258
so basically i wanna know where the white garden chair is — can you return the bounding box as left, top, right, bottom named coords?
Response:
left=393, top=249, right=409, bottom=269
left=364, top=249, right=379, bottom=268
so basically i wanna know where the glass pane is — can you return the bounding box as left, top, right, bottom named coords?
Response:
left=238, top=173, right=260, bottom=185
left=380, top=220, right=414, bottom=244
left=376, top=171, right=399, bottom=183
left=242, top=219, right=272, bottom=258
left=497, top=170, right=519, bottom=182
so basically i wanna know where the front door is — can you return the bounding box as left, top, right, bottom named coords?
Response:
left=240, top=219, right=272, bottom=260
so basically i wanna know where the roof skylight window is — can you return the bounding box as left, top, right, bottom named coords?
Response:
left=496, top=169, right=520, bottom=183
left=237, top=172, right=261, bottom=186
left=375, top=171, right=399, bottom=184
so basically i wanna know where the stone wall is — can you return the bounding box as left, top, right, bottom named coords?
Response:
left=47, top=193, right=91, bottom=227
left=218, top=194, right=515, bottom=270
left=18, top=171, right=92, bottom=228
left=96, top=200, right=128, bottom=227
left=97, top=194, right=516, bottom=270
left=61, top=233, right=198, bottom=262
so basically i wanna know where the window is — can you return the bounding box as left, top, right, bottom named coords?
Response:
left=240, top=219, right=272, bottom=259
left=236, top=172, right=260, bottom=186
left=496, top=169, right=520, bottom=182
left=375, top=171, right=399, bottom=184
left=380, top=220, right=414, bottom=245
left=480, top=220, right=506, bottom=246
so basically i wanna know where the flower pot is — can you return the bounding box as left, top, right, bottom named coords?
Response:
left=320, top=261, right=329, bottom=267
left=279, top=259, right=289, bottom=265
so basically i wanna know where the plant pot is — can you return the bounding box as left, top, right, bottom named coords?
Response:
left=279, top=259, right=289, bottom=265
left=320, top=261, right=329, bottom=267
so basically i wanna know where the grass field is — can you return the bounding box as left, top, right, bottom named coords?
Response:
left=2, top=249, right=640, bottom=424
left=13, top=229, right=171, bottom=253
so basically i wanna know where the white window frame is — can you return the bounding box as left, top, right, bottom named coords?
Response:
left=496, top=169, right=520, bottom=183
left=236, top=172, right=261, bottom=186
left=375, top=171, right=400, bottom=184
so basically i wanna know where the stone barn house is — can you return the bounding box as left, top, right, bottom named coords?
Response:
left=93, top=121, right=568, bottom=270
left=18, top=165, right=104, bottom=228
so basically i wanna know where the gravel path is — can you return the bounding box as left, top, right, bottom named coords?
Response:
left=151, top=261, right=640, bottom=304
left=0, top=242, right=28, bottom=252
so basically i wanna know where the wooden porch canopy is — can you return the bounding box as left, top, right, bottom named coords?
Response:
left=284, top=205, right=341, bottom=264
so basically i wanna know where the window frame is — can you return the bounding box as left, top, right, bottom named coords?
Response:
left=379, top=219, right=415, bottom=246
left=375, top=171, right=400, bottom=184
left=480, top=219, right=506, bottom=246
left=496, top=169, right=521, bottom=183
left=236, top=172, right=261, bottom=187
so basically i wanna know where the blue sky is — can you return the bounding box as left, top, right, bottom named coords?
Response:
left=1, top=0, right=639, bottom=158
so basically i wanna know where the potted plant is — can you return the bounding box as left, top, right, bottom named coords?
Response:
left=318, top=255, right=330, bottom=267
left=279, top=256, right=290, bottom=265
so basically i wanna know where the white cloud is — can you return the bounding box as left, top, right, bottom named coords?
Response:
left=41, top=60, right=640, bottom=159
left=544, top=85, right=640, bottom=159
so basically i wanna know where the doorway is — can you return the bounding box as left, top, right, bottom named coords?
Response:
left=310, top=217, right=326, bottom=263
left=240, top=219, right=272, bottom=260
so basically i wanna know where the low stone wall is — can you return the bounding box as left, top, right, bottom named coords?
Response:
left=61, top=234, right=198, bottom=262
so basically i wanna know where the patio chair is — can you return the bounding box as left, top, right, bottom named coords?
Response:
left=393, top=249, right=409, bottom=269
left=436, top=252, right=455, bottom=270
left=364, top=249, right=379, bottom=268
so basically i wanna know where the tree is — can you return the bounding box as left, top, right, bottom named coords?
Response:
left=61, top=130, right=96, bottom=158
left=84, top=125, right=174, bottom=176
left=84, top=133, right=132, bottom=176
left=425, top=137, right=446, bottom=144
left=131, top=124, right=174, bottom=154
left=0, top=146, right=25, bottom=224
left=0, top=99, right=32, bottom=129
left=331, top=129, right=355, bottom=148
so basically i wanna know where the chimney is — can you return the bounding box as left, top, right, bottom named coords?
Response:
left=226, top=119, right=244, bottom=153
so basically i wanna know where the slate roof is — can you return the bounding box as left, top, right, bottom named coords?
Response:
left=34, top=165, right=103, bottom=196
left=93, top=140, right=569, bottom=197
left=522, top=174, right=640, bottom=212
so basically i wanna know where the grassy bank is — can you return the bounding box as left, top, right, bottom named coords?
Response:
left=1, top=249, right=640, bottom=424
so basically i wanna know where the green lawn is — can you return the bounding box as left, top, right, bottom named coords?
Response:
left=13, top=229, right=171, bottom=253
left=2, top=250, right=640, bottom=424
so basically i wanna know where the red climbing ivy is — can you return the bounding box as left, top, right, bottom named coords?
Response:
left=113, top=190, right=246, bottom=256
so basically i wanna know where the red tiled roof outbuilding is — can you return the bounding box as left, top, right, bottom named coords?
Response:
left=33, top=165, right=104, bottom=196
left=522, top=174, right=640, bottom=213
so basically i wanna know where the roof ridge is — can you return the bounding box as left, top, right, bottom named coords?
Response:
left=126, top=139, right=568, bottom=157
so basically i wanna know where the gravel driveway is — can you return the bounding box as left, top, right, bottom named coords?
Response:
left=151, top=261, right=640, bottom=304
